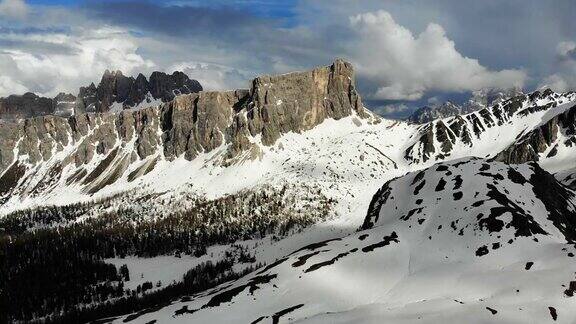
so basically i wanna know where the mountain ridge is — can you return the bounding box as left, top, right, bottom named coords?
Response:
left=0, top=59, right=370, bottom=213
left=0, top=69, right=203, bottom=122
left=408, top=87, right=524, bottom=124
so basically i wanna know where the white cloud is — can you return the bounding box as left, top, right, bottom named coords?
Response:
left=0, top=26, right=155, bottom=96
left=558, top=41, right=576, bottom=58
left=168, top=61, right=250, bottom=91
left=539, top=74, right=569, bottom=92
left=0, top=75, right=27, bottom=95
left=0, top=0, right=28, bottom=20
left=538, top=41, right=576, bottom=92
left=349, top=10, right=527, bottom=100
left=379, top=103, right=409, bottom=115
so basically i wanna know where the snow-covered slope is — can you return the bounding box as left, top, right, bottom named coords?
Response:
left=3, top=90, right=576, bottom=219
left=405, top=89, right=576, bottom=165
left=0, top=113, right=399, bottom=218
left=108, top=158, right=576, bottom=323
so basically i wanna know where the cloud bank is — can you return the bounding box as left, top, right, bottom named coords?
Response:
left=0, top=0, right=28, bottom=20
left=539, top=41, right=576, bottom=92
left=349, top=11, right=526, bottom=100
left=0, top=26, right=155, bottom=96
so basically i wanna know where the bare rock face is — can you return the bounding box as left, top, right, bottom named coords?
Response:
left=0, top=93, right=56, bottom=121
left=53, top=93, right=77, bottom=117
left=159, top=91, right=239, bottom=160
left=75, top=83, right=99, bottom=114
left=125, top=73, right=150, bottom=108
left=0, top=60, right=366, bottom=196
left=95, top=70, right=132, bottom=112
left=149, top=71, right=202, bottom=102
left=0, top=92, right=78, bottom=122
left=246, top=59, right=366, bottom=145
left=494, top=104, right=576, bottom=164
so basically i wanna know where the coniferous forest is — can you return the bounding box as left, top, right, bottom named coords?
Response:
left=0, top=185, right=334, bottom=323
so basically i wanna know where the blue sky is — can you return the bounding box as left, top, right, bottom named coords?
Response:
left=29, top=0, right=298, bottom=19
left=1, top=0, right=576, bottom=118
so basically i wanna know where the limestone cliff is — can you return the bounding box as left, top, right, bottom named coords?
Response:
left=0, top=59, right=367, bottom=198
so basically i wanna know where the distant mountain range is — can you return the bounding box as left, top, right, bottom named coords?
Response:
left=408, top=87, right=524, bottom=124
left=0, top=70, right=202, bottom=122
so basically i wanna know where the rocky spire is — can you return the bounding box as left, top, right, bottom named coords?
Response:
left=75, top=70, right=203, bottom=114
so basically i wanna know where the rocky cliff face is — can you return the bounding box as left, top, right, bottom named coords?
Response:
left=245, top=59, right=366, bottom=145
left=0, top=93, right=63, bottom=121
left=494, top=103, right=576, bottom=164
left=0, top=59, right=367, bottom=199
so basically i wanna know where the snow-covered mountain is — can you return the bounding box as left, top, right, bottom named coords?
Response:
left=108, top=158, right=576, bottom=323
left=2, top=60, right=576, bottom=323
left=405, top=89, right=576, bottom=166
left=408, top=101, right=464, bottom=124
left=408, top=87, right=524, bottom=124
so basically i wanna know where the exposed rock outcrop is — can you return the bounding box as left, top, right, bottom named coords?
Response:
left=245, top=59, right=366, bottom=146
left=494, top=104, right=576, bottom=164
left=53, top=93, right=77, bottom=117
left=75, top=70, right=203, bottom=114
left=0, top=70, right=203, bottom=121
left=0, top=93, right=61, bottom=121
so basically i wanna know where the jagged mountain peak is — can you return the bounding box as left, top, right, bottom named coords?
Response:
left=77, top=68, right=203, bottom=114
left=470, top=86, right=524, bottom=106
left=102, top=69, right=125, bottom=77
left=408, top=101, right=462, bottom=124
left=0, top=69, right=204, bottom=122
